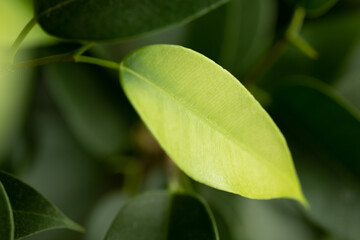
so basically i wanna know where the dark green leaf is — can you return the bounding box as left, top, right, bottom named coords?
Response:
left=105, top=191, right=218, bottom=240
left=271, top=78, right=360, bottom=176
left=0, top=182, right=14, bottom=240
left=44, top=63, right=128, bottom=158
left=291, top=141, right=360, bottom=240
left=0, top=170, right=83, bottom=239
left=34, top=0, right=229, bottom=41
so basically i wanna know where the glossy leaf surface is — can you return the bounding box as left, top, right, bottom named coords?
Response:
left=33, top=0, right=229, bottom=41
left=0, top=170, right=83, bottom=239
left=0, top=182, right=14, bottom=240
left=271, top=78, right=360, bottom=176
left=105, top=191, right=218, bottom=240
left=45, top=63, right=128, bottom=158
left=120, top=44, right=306, bottom=203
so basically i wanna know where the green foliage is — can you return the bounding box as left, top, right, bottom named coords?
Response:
left=1, top=0, right=360, bottom=239
left=33, top=0, right=229, bottom=41
left=0, top=182, right=14, bottom=240
left=120, top=44, right=305, bottom=203
left=0, top=170, right=83, bottom=239
left=106, top=191, right=218, bottom=240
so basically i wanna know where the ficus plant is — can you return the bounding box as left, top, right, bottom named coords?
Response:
left=1, top=0, right=360, bottom=240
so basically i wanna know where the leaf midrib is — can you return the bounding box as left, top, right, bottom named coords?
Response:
left=121, top=63, right=296, bottom=189
left=36, top=0, right=78, bottom=18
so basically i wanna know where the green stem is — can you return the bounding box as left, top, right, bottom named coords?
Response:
left=75, top=56, right=120, bottom=70
left=286, top=7, right=318, bottom=59
left=11, top=53, right=119, bottom=71
left=11, top=53, right=74, bottom=70
left=73, top=42, right=95, bottom=58
left=8, top=17, right=37, bottom=63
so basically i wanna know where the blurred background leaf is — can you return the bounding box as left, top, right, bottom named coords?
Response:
left=105, top=191, right=218, bottom=240
left=0, top=170, right=83, bottom=239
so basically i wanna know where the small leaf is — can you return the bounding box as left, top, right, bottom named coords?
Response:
left=120, top=44, right=306, bottom=203
left=105, top=191, right=218, bottom=240
left=33, top=0, right=229, bottom=41
left=0, top=170, right=83, bottom=239
left=271, top=78, right=360, bottom=177
left=0, top=182, right=14, bottom=240
left=44, top=63, right=128, bottom=158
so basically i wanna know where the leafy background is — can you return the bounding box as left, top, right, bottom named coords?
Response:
left=1, top=0, right=360, bottom=239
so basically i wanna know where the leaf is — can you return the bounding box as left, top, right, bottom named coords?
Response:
left=105, top=191, right=218, bottom=240
left=336, top=43, right=360, bottom=110
left=289, top=139, right=360, bottom=240
left=33, top=0, right=229, bottom=41
left=0, top=182, right=14, bottom=240
left=119, top=44, right=306, bottom=203
left=271, top=78, right=360, bottom=177
left=44, top=63, right=129, bottom=158
left=86, top=192, right=128, bottom=240
left=0, top=170, right=83, bottom=239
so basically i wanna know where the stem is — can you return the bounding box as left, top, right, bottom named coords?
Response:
left=11, top=54, right=119, bottom=71
left=286, top=7, right=318, bottom=59
left=11, top=53, right=74, bottom=70
left=73, top=42, right=95, bottom=58
left=75, top=56, right=119, bottom=70
left=8, top=17, right=37, bottom=63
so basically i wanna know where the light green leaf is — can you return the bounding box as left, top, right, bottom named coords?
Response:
left=33, top=0, right=229, bottom=41
left=105, top=191, right=218, bottom=240
left=0, top=170, right=83, bottom=240
left=119, top=44, right=306, bottom=203
left=0, top=182, right=14, bottom=240
left=44, top=63, right=129, bottom=158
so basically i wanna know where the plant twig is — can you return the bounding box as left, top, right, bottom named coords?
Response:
left=8, top=17, right=38, bottom=63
